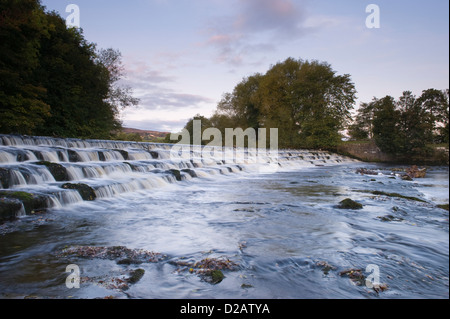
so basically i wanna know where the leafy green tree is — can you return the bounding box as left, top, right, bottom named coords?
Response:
left=216, top=74, right=263, bottom=132
left=0, top=0, right=138, bottom=139
left=416, top=88, right=449, bottom=143
left=372, top=96, right=402, bottom=154
left=212, top=58, right=357, bottom=150
left=209, top=112, right=237, bottom=146
left=258, top=58, right=356, bottom=149
left=348, top=101, right=376, bottom=140
left=396, top=91, right=434, bottom=156
left=0, top=0, right=51, bottom=134
left=114, top=132, right=143, bottom=142
left=183, top=114, right=212, bottom=145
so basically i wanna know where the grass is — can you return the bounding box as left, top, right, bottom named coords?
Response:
left=0, top=191, right=34, bottom=201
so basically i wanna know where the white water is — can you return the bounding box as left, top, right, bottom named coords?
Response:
left=1, top=134, right=447, bottom=300
left=0, top=134, right=355, bottom=213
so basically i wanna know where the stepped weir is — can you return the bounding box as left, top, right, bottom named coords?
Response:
left=0, top=134, right=354, bottom=221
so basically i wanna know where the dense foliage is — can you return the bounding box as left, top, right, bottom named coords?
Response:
left=1, top=1, right=447, bottom=157
left=173, top=58, right=357, bottom=150
left=349, top=89, right=449, bottom=157
left=0, top=0, right=138, bottom=138
left=175, top=58, right=447, bottom=157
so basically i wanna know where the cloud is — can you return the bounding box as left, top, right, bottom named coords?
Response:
left=203, top=0, right=309, bottom=66
left=236, top=0, right=306, bottom=36
left=121, top=59, right=175, bottom=90
left=120, top=58, right=214, bottom=111
left=123, top=118, right=189, bottom=133
left=137, top=91, right=214, bottom=110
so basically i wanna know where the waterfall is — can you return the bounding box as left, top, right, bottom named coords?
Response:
left=0, top=134, right=357, bottom=220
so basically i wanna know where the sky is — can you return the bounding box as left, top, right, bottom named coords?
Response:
left=41, top=0, right=449, bottom=133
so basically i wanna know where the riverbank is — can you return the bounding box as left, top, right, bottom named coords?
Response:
left=336, top=140, right=449, bottom=166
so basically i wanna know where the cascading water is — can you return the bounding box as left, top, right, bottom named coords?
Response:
left=0, top=134, right=354, bottom=219
left=0, top=134, right=448, bottom=300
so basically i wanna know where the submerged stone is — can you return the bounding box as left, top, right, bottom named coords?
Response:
left=208, top=270, right=224, bottom=284
left=339, top=268, right=366, bottom=286
left=315, top=261, right=337, bottom=275
left=338, top=198, right=363, bottom=210
left=377, top=215, right=404, bottom=222
left=127, top=268, right=145, bottom=285
left=59, top=245, right=163, bottom=264
left=369, top=190, right=426, bottom=203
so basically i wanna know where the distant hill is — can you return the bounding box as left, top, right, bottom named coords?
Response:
left=122, top=127, right=170, bottom=140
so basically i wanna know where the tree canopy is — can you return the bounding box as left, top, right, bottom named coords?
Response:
left=0, top=0, right=138, bottom=138
left=175, top=58, right=357, bottom=150
left=350, top=89, right=449, bottom=158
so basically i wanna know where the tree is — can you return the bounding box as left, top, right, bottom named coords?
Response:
left=258, top=58, right=356, bottom=149
left=181, top=114, right=212, bottom=145
left=416, top=88, right=449, bottom=143
left=209, top=112, right=238, bottom=146
left=96, top=48, right=139, bottom=115
left=0, top=0, right=51, bottom=134
left=0, top=0, right=138, bottom=139
left=396, top=91, right=434, bottom=156
left=370, top=90, right=448, bottom=158
left=372, top=96, right=402, bottom=154
left=348, top=100, right=376, bottom=140
left=212, top=58, right=357, bottom=150
left=216, top=74, right=263, bottom=131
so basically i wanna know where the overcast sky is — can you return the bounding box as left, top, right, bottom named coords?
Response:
left=41, top=0, right=449, bottom=133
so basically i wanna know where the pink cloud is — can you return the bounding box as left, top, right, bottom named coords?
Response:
left=202, top=0, right=308, bottom=66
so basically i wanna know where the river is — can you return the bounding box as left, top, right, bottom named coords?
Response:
left=0, top=135, right=448, bottom=299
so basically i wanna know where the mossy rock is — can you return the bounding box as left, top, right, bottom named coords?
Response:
left=181, top=169, right=197, bottom=178
left=0, top=198, right=23, bottom=222
left=127, top=268, right=145, bottom=285
left=208, top=270, right=225, bottom=284
left=0, top=191, right=48, bottom=216
left=61, top=183, right=96, bottom=201
left=35, top=161, right=69, bottom=182
left=167, top=169, right=182, bottom=181
left=437, top=204, right=449, bottom=211
left=338, top=198, right=363, bottom=210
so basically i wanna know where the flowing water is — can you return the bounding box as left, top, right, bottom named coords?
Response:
left=0, top=134, right=448, bottom=299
